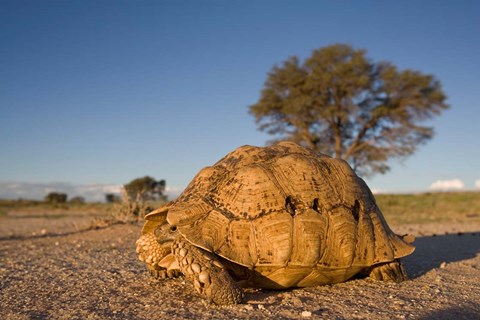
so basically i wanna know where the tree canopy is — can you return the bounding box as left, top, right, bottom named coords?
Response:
left=249, top=44, right=449, bottom=177
left=123, top=176, right=167, bottom=201
left=44, top=192, right=68, bottom=204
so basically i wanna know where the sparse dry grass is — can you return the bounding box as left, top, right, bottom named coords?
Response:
left=109, top=188, right=155, bottom=223
left=2, top=191, right=479, bottom=226
left=0, top=191, right=165, bottom=230
left=376, top=191, right=480, bottom=225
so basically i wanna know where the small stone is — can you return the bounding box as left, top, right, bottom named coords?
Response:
left=301, top=311, right=312, bottom=317
left=291, top=297, right=303, bottom=307
left=440, top=262, right=447, bottom=269
left=257, top=304, right=265, bottom=310
left=244, top=305, right=254, bottom=311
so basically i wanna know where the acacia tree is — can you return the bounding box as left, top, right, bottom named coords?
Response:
left=123, top=176, right=167, bottom=201
left=249, top=44, right=449, bottom=176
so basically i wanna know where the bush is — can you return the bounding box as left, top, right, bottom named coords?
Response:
left=69, top=196, right=86, bottom=204
left=110, top=188, right=154, bottom=223
left=45, top=192, right=68, bottom=204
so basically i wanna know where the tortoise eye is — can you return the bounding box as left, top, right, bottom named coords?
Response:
left=170, top=225, right=178, bottom=232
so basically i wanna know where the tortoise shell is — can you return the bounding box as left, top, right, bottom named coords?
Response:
left=145, top=141, right=414, bottom=288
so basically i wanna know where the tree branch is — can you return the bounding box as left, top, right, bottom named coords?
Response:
left=343, top=113, right=380, bottom=160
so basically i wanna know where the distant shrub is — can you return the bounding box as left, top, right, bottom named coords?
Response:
left=110, top=188, right=154, bottom=223
left=69, top=196, right=86, bottom=204
left=105, top=193, right=121, bottom=203
left=45, top=192, right=68, bottom=204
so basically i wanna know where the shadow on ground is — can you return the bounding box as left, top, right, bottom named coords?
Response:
left=419, top=302, right=480, bottom=320
left=403, top=232, right=480, bottom=277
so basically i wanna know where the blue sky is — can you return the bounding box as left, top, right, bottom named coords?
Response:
left=1, top=1, right=479, bottom=201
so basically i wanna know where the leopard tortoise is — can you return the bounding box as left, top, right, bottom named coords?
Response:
left=136, top=141, right=415, bottom=304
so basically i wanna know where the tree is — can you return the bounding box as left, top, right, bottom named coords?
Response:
left=105, top=193, right=121, bottom=203
left=123, top=176, right=167, bottom=201
left=45, top=192, right=68, bottom=204
left=249, top=44, right=449, bottom=177
left=69, top=196, right=86, bottom=204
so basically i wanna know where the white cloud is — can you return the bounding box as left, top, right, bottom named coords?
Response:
left=370, top=188, right=386, bottom=195
left=475, top=180, right=480, bottom=189
left=0, top=182, right=121, bottom=202
left=429, top=179, right=465, bottom=191
left=165, top=186, right=183, bottom=199
left=73, top=184, right=123, bottom=202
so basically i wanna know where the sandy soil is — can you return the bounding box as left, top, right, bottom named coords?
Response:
left=1, top=212, right=479, bottom=319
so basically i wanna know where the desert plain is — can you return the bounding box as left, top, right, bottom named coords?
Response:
left=1, top=193, right=479, bottom=319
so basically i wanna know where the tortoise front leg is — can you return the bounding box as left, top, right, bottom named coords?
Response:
left=136, top=233, right=181, bottom=279
left=172, top=239, right=244, bottom=305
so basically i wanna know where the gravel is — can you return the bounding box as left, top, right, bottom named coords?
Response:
left=1, top=214, right=479, bottom=319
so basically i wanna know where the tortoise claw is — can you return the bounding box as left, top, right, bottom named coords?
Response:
left=148, top=267, right=181, bottom=279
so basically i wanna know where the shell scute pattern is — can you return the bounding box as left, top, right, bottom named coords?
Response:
left=166, top=142, right=412, bottom=271
left=141, top=141, right=414, bottom=295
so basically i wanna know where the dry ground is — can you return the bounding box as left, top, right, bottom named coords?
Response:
left=1, top=208, right=479, bottom=319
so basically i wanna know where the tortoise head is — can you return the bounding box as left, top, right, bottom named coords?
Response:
left=136, top=207, right=179, bottom=271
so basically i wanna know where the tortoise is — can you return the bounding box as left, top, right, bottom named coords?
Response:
left=136, top=141, right=415, bottom=304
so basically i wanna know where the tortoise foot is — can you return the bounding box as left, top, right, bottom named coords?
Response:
left=148, top=266, right=181, bottom=279
left=172, top=239, right=244, bottom=305
left=367, top=259, right=409, bottom=282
